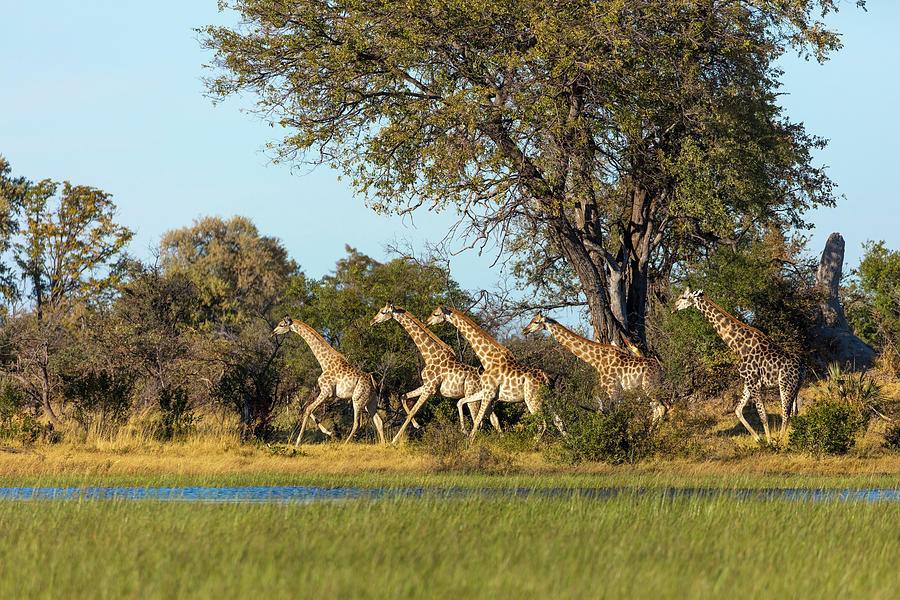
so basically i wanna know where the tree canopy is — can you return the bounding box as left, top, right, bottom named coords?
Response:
left=201, top=0, right=859, bottom=347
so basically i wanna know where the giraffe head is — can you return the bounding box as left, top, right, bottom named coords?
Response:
left=522, top=313, right=553, bottom=335
left=271, top=316, right=295, bottom=336
left=672, top=286, right=704, bottom=313
left=425, top=305, right=452, bottom=326
left=370, top=302, right=404, bottom=326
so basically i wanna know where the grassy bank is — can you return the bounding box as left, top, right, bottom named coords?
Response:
left=3, top=440, right=900, bottom=489
left=2, top=490, right=899, bottom=599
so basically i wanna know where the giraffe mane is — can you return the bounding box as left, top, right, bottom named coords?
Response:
left=402, top=310, right=455, bottom=354
left=549, top=320, right=631, bottom=355
left=293, top=320, right=341, bottom=355
left=448, top=309, right=515, bottom=358
left=702, top=296, right=761, bottom=334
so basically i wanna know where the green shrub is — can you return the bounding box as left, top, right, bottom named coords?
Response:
left=415, top=398, right=513, bottom=474
left=155, top=387, right=200, bottom=440
left=883, top=423, right=900, bottom=451
left=549, top=391, right=660, bottom=465
left=64, top=370, right=134, bottom=436
left=789, top=399, right=867, bottom=455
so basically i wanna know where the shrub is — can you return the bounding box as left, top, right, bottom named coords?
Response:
left=549, top=390, right=660, bottom=464
left=415, top=398, right=513, bottom=474
left=155, top=387, right=200, bottom=440
left=789, top=399, right=867, bottom=455
left=883, top=423, right=900, bottom=451
left=64, top=370, right=134, bottom=436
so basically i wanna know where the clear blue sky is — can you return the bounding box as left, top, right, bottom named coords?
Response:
left=1, top=1, right=897, bottom=298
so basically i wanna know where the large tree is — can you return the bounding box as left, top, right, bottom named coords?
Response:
left=201, top=0, right=856, bottom=346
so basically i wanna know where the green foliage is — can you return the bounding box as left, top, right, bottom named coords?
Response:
left=14, top=178, right=133, bottom=315
left=0, top=156, right=26, bottom=301
left=549, top=391, right=660, bottom=465
left=416, top=397, right=512, bottom=474
left=789, top=399, right=867, bottom=456
left=883, top=423, right=900, bottom=451
left=159, top=215, right=297, bottom=327
left=201, top=0, right=848, bottom=344
left=155, top=388, right=199, bottom=441
left=845, top=240, right=900, bottom=353
left=0, top=382, right=46, bottom=444
left=63, top=370, right=134, bottom=436
left=816, top=363, right=884, bottom=416
left=159, top=215, right=300, bottom=438
left=790, top=363, right=877, bottom=456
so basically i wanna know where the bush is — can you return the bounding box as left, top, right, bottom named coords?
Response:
left=415, top=398, right=512, bottom=474
left=64, top=370, right=134, bottom=436
left=789, top=399, right=867, bottom=455
left=155, top=387, right=200, bottom=440
left=883, top=423, right=900, bottom=451
left=549, top=390, right=660, bottom=464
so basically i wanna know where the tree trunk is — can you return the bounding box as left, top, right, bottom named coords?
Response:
left=624, top=187, right=654, bottom=347
left=814, top=232, right=874, bottom=368
left=548, top=217, right=632, bottom=345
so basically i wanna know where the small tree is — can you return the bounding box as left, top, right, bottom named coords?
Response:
left=159, top=215, right=298, bottom=437
left=845, top=241, right=900, bottom=359
left=0, top=166, right=132, bottom=423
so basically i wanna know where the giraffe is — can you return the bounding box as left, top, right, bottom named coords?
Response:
left=425, top=306, right=567, bottom=442
left=369, top=302, right=500, bottom=442
left=522, top=313, right=668, bottom=420
left=672, top=286, right=805, bottom=443
left=271, top=317, right=385, bottom=445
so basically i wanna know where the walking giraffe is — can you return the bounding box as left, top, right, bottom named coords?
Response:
left=369, top=302, right=500, bottom=442
left=522, top=313, right=668, bottom=419
left=426, top=306, right=567, bottom=442
left=672, top=286, right=805, bottom=443
left=271, top=317, right=385, bottom=445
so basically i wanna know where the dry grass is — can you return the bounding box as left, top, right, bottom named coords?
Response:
left=4, top=438, right=900, bottom=482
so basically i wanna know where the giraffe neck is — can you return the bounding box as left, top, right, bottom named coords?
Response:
left=394, top=311, right=454, bottom=362
left=546, top=320, right=623, bottom=365
left=693, top=296, right=753, bottom=357
left=447, top=309, right=514, bottom=366
left=291, top=321, right=345, bottom=369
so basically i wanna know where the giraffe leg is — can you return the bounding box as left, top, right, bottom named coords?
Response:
left=457, top=391, right=484, bottom=435
left=402, top=385, right=429, bottom=430
left=468, top=386, right=498, bottom=444
left=464, top=399, right=502, bottom=433
left=735, top=384, right=761, bottom=442
left=487, top=410, right=502, bottom=433
left=754, top=391, right=771, bottom=444
left=364, top=389, right=386, bottom=444
left=307, top=412, right=333, bottom=437
left=391, top=381, right=438, bottom=444
left=527, top=381, right=566, bottom=437
left=779, top=371, right=803, bottom=436
left=344, top=399, right=362, bottom=445
left=296, top=389, right=332, bottom=446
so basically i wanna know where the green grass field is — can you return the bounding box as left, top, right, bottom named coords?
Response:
left=2, top=485, right=899, bottom=599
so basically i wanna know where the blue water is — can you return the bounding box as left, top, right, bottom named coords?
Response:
left=2, top=486, right=900, bottom=503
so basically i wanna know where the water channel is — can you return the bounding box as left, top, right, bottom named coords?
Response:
left=2, top=486, right=900, bottom=503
